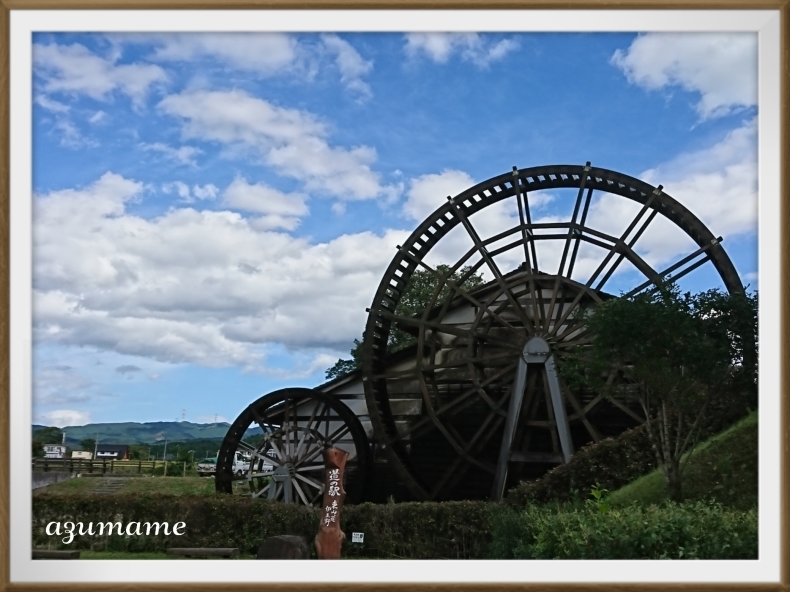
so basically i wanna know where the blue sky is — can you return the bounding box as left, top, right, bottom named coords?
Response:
left=30, top=31, right=758, bottom=428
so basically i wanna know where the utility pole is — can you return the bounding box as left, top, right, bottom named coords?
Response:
left=93, top=433, right=99, bottom=460
left=163, top=438, right=168, bottom=477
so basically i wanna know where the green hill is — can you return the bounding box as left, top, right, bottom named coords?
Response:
left=608, top=411, right=758, bottom=509
left=33, top=420, right=260, bottom=446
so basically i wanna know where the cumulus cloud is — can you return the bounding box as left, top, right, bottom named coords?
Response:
left=37, top=409, right=92, bottom=427
left=33, top=172, right=409, bottom=370
left=404, top=33, right=519, bottom=67
left=33, top=42, right=168, bottom=108
left=141, top=142, right=202, bottom=167
left=404, top=169, right=476, bottom=222
left=158, top=89, right=397, bottom=202
left=222, top=176, right=308, bottom=230
left=639, top=118, right=757, bottom=242
left=143, top=33, right=300, bottom=76
left=320, top=34, right=373, bottom=101
left=162, top=181, right=219, bottom=203
left=610, top=33, right=757, bottom=120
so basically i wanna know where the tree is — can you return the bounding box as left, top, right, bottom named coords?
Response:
left=80, top=438, right=96, bottom=452
left=33, top=427, right=63, bottom=445
left=561, top=284, right=757, bottom=502
left=32, top=440, right=44, bottom=458
left=326, top=265, right=485, bottom=380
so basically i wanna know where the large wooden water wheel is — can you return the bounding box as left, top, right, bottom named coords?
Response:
left=216, top=388, right=370, bottom=505
left=361, top=163, right=745, bottom=502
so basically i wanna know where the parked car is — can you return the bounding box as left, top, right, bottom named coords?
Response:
left=197, top=452, right=251, bottom=477
left=196, top=457, right=217, bottom=477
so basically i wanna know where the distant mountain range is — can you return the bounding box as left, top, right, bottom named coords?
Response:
left=32, top=420, right=261, bottom=445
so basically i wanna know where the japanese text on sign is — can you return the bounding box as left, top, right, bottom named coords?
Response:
left=328, top=468, right=340, bottom=497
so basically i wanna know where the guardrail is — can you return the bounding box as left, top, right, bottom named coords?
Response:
left=31, top=458, right=188, bottom=475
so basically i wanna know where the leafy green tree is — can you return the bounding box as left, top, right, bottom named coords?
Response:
left=79, top=438, right=96, bottom=452
left=561, top=284, right=757, bottom=502
left=326, top=265, right=485, bottom=379
left=32, top=439, right=44, bottom=458
left=33, top=427, right=63, bottom=445
left=129, top=444, right=149, bottom=460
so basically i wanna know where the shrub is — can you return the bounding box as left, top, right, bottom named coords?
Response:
left=33, top=494, right=756, bottom=559
left=342, top=500, right=492, bottom=559
left=489, top=501, right=757, bottom=559
left=506, top=424, right=657, bottom=506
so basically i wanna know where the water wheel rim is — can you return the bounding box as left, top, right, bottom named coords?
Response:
left=362, top=163, right=746, bottom=501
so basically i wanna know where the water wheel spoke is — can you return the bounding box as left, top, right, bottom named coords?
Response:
left=251, top=482, right=272, bottom=499
left=372, top=350, right=514, bottom=381
left=560, top=379, right=601, bottom=443
left=377, top=308, right=522, bottom=351
left=388, top=361, right=518, bottom=445
left=294, top=472, right=324, bottom=492
left=447, top=195, right=535, bottom=332
left=295, top=464, right=325, bottom=473
left=623, top=240, right=720, bottom=298
left=292, top=478, right=311, bottom=506
left=430, top=389, right=510, bottom=498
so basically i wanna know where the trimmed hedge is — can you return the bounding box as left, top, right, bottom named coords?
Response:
left=489, top=501, right=757, bottom=559
left=506, top=424, right=657, bottom=506
left=33, top=494, right=756, bottom=559
left=32, top=494, right=492, bottom=559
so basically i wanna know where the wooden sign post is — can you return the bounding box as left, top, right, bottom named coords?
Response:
left=314, top=447, right=348, bottom=559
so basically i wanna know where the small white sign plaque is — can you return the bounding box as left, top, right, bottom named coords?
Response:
left=351, top=532, right=364, bottom=543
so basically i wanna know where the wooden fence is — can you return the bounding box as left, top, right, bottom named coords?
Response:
left=31, top=458, right=188, bottom=476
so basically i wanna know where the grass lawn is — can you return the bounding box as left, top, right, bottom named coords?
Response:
left=608, top=411, right=758, bottom=508
left=34, top=476, right=253, bottom=497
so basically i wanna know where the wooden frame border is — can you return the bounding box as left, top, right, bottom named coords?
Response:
left=0, top=3, right=787, bottom=591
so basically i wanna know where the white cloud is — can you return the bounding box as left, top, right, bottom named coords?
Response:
left=162, top=181, right=218, bottom=203
left=37, top=409, right=92, bottom=428
left=89, top=110, right=107, bottom=124
left=640, top=118, right=757, bottom=240
left=320, top=34, right=373, bottom=101
left=34, top=42, right=168, bottom=108
left=222, top=176, right=308, bottom=230
left=192, top=184, right=219, bottom=200
left=611, top=33, right=757, bottom=120
left=404, top=169, right=476, bottom=222
left=141, top=142, right=202, bottom=167
left=158, top=89, right=397, bottom=202
left=35, top=95, right=70, bottom=113
left=146, top=33, right=298, bottom=75
left=404, top=33, right=519, bottom=67
left=53, top=119, right=92, bottom=149
left=33, top=172, right=409, bottom=371
left=575, top=118, right=757, bottom=280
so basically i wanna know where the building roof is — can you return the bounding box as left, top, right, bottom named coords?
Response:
left=96, top=444, right=128, bottom=452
